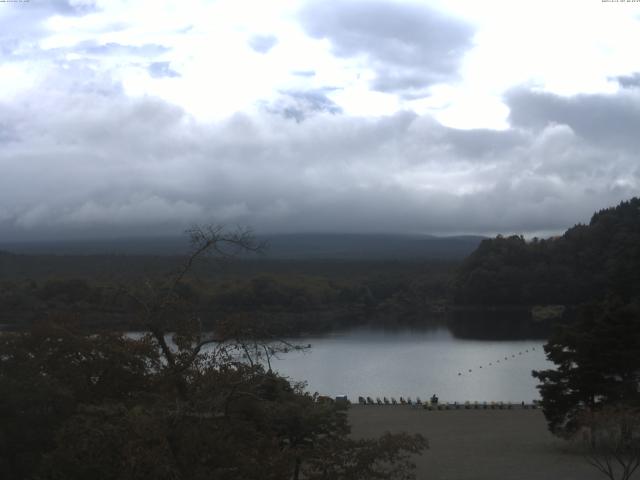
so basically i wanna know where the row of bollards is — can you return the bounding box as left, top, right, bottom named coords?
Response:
left=354, top=397, right=540, bottom=410
left=421, top=401, right=539, bottom=410
left=358, top=396, right=423, bottom=405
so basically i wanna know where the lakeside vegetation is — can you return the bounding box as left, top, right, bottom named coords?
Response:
left=0, top=256, right=456, bottom=333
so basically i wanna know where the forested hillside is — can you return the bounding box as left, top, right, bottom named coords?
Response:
left=0, top=257, right=454, bottom=332
left=454, top=198, right=640, bottom=306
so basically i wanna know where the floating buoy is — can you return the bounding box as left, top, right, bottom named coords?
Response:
left=468, top=369, right=472, bottom=372
left=458, top=372, right=462, bottom=376
left=479, top=366, right=482, bottom=368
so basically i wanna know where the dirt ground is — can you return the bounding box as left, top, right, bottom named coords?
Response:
left=348, top=405, right=605, bottom=480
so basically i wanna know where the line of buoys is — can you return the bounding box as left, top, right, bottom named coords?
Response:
left=456, top=345, right=544, bottom=377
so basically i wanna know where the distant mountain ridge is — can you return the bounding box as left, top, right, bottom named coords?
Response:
left=0, top=233, right=485, bottom=260
left=260, top=233, right=485, bottom=260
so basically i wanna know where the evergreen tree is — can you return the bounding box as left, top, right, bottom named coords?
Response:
left=454, top=197, right=640, bottom=306
left=533, top=300, right=640, bottom=436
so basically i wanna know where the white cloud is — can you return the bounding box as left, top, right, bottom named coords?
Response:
left=1, top=0, right=640, bottom=240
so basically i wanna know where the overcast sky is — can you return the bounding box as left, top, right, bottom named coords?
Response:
left=1, top=0, right=640, bottom=241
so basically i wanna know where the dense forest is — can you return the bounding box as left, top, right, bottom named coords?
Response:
left=443, top=197, right=640, bottom=457
left=523, top=200, right=640, bottom=449
left=0, top=256, right=455, bottom=333
left=0, top=233, right=480, bottom=334
left=454, top=197, right=640, bottom=306
left=0, top=233, right=483, bottom=334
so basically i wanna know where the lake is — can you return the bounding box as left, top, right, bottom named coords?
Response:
left=270, top=325, right=552, bottom=403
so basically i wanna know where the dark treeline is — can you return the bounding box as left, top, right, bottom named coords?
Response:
left=450, top=197, right=640, bottom=446
left=0, top=256, right=456, bottom=332
left=449, top=197, right=640, bottom=451
left=454, top=197, right=640, bottom=306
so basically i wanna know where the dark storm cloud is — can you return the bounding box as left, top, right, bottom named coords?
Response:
left=248, top=34, right=278, bottom=53
left=299, top=0, right=474, bottom=96
left=614, top=73, right=640, bottom=89
left=1, top=66, right=639, bottom=241
left=506, top=88, right=640, bottom=150
left=264, top=88, right=342, bottom=122
left=148, top=61, right=180, bottom=78
left=442, top=128, right=527, bottom=159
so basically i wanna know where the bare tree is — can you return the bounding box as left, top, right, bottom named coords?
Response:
left=576, top=406, right=640, bottom=480
left=3, top=224, right=427, bottom=479
left=118, top=225, right=297, bottom=396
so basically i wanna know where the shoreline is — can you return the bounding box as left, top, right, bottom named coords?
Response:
left=349, top=400, right=540, bottom=409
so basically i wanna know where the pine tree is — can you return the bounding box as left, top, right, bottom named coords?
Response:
left=533, top=300, right=640, bottom=436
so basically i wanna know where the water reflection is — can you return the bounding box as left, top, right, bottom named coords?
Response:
left=272, top=324, right=551, bottom=403
left=449, top=309, right=551, bottom=340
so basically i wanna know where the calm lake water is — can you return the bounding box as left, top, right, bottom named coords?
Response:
left=270, top=325, right=552, bottom=403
